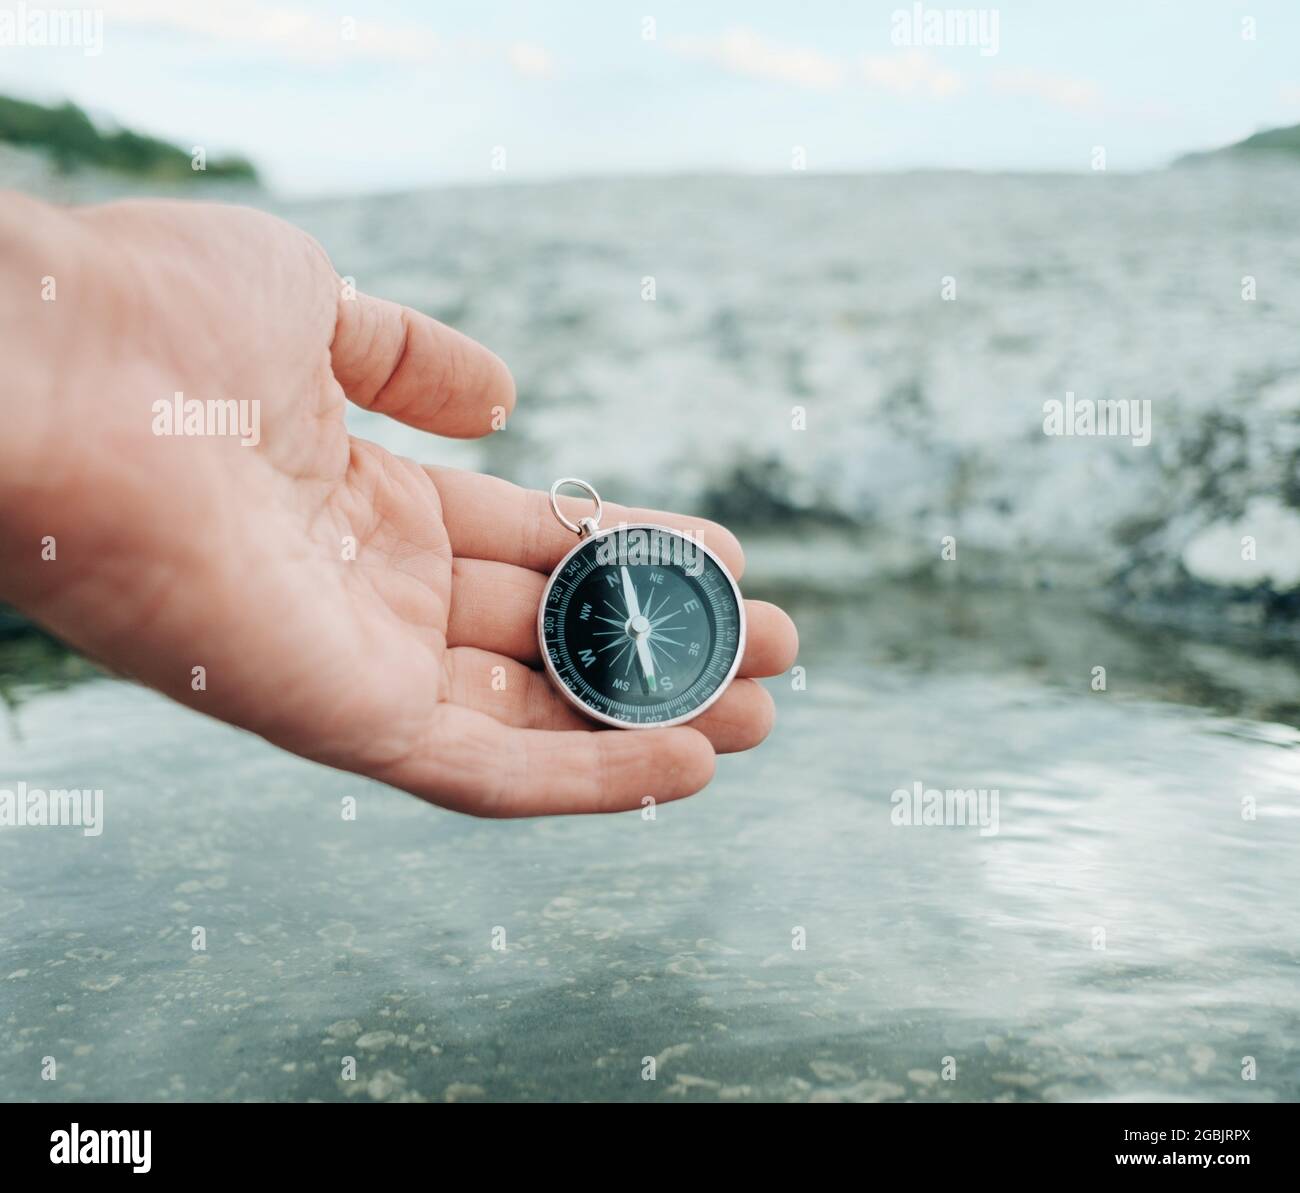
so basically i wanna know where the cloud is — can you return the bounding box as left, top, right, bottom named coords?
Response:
left=861, top=51, right=962, bottom=98
left=668, top=27, right=845, bottom=91
left=105, top=0, right=561, bottom=74
left=990, top=68, right=1102, bottom=112
left=508, top=42, right=556, bottom=79
left=1279, top=82, right=1300, bottom=105
left=667, top=31, right=964, bottom=99
left=104, top=0, right=439, bottom=64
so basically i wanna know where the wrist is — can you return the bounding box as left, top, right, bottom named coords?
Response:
left=0, top=193, right=101, bottom=489
left=0, top=195, right=112, bottom=613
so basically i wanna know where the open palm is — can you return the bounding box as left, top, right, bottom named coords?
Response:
left=1, top=197, right=797, bottom=815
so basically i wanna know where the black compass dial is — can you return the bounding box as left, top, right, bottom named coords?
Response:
left=540, top=526, right=743, bottom=727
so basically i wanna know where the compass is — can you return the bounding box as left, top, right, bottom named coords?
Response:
left=537, top=478, right=746, bottom=728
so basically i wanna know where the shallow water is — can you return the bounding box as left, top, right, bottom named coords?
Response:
left=3, top=586, right=1297, bottom=1102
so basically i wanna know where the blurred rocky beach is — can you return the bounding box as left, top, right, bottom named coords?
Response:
left=286, top=164, right=1300, bottom=638
left=5, top=101, right=1299, bottom=641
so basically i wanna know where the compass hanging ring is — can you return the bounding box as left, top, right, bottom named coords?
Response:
left=548, top=477, right=603, bottom=539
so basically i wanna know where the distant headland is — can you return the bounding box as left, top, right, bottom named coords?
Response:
left=0, top=94, right=259, bottom=183
left=1175, top=122, right=1300, bottom=166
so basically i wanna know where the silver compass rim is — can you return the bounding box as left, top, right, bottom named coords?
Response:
left=535, top=522, right=748, bottom=730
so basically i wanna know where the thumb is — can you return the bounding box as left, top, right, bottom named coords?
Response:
left=330, top=286, right=515, bottom=439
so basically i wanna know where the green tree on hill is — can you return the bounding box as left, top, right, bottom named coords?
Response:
left=0, top=94, right=258, bottom=182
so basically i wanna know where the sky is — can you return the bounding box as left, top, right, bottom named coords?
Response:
left=2, top=0, right=1299, bottom=194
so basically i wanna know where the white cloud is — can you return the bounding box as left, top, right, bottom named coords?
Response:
left=104, top=0, right=561, bottom=73
left=1279, top=82, right=1300, bottom=105
left=508, top=42, right=556, bottom=79
left=668, top=32, right=967, bottom=100
left=861, top=51, right=962, bottom=98
left=668, top=27, right=844, bottom=91
left=990, top=68, right=1102, bottom=112
left=104, top=0, right=442, bottom=64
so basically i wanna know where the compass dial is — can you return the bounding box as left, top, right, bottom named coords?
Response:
left=538, top=524, right=745, bottom=728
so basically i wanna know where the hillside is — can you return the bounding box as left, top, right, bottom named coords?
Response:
left=0, top=94, right=258, bottom=183
left=1175, top=122, right=1300, bottom=165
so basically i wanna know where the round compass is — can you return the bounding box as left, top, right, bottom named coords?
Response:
left=538, top=480, right=745, bottom=729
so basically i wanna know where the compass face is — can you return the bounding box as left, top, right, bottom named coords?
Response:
left=539, top=524, right=745, bottom=728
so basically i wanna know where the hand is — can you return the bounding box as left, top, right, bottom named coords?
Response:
left=0, top=195, right=798, bottom=816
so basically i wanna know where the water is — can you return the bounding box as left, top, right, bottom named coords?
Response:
left=2, top=586, right=1298, bottom=1102
left=2, top=164, right=1299, bottom=1100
